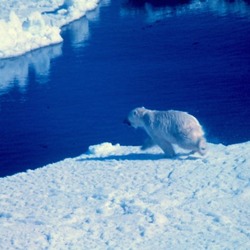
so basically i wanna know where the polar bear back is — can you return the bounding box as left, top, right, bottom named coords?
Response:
left=143, top=110, right=205, bottom=147
left=143, top=109, right=201, bottom=130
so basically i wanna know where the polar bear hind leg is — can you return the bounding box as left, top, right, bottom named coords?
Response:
left=181, top=137, right=207, bottom=156
left=198, top=137, right=207, bottom=155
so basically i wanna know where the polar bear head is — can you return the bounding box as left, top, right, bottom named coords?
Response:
left=124, top=107, right=147, bottom=128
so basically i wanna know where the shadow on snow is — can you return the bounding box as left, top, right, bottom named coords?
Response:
left=76, top=152, right=201, bottom=162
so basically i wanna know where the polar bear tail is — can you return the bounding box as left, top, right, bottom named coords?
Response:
left=198, top=137, right=207, bottom=156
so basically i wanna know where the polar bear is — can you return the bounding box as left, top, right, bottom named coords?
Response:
left=124, top=107, right=207, bottom=157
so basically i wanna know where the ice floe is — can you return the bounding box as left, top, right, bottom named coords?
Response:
left=0, top=0, right=104, bottom=59
left=0, top=142, right=249, bottom=249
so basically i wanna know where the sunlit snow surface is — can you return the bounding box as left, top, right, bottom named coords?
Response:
left=0, top=142, right=249, bottom=249
left=0, top=0, right=103, bottom=58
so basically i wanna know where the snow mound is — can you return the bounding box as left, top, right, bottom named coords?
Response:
left=87, top=142, right=122, bottom=156
left=0, top=142, right=249, bottom=249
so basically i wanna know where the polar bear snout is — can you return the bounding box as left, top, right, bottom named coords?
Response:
left=125, top=107, right=146, bottom=129
left=123, top=118, right=131, bottom=126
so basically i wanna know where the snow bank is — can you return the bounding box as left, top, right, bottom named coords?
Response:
left=0, top=0, right=102, bottom=59
left=0, top=142, right=249, bottom=249
left=0, top=11, right=62, bottom=59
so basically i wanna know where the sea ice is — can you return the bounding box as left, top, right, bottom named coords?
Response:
left=0, top=142, right=249, bottom=249
left=0, top=0, right=102, bottom=59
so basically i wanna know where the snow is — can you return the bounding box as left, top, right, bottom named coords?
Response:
left=0, top=0, right=104, bottom=59
left=0, top=142, right=249, bottom=249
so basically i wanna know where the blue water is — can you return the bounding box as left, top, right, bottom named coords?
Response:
left=0, top=0, right=250, bottom=177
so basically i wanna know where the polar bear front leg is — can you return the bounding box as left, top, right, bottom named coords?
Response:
left=141, top=137, right=155, bottom=150
left=153, top=137, right=175, bottom=158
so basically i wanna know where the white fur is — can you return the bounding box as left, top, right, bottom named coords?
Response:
left=126, top=107, right=207, bottom=157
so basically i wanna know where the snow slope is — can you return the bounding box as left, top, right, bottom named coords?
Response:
left=0, top=142, right=249, bottom=249
left=0, top=0, right=104, bottom=59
